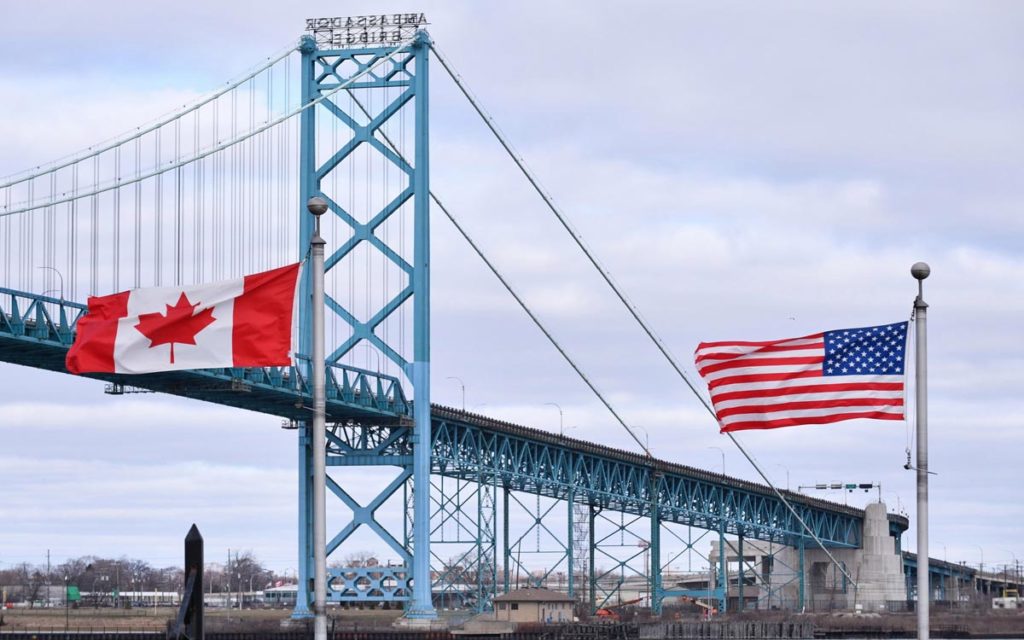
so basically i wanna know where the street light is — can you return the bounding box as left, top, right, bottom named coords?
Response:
left=37, top=266, right=65, bottom=301
left=634, top=425, right=650, bottom=450
left=774, top=464, right=790, bottom=491
left=708, top=447, right=725, bottom=475
left=544, top=403, right=564, bottom=435
left=354, top=342, right=382, bottom=372
left=446, top=376, right=466, bottom=410
left=64, top=574, right=69, bottom=639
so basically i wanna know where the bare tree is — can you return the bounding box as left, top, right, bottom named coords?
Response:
left=332, top=551, right=378, bottom=569
left=226, top=551, right=272, bottom=594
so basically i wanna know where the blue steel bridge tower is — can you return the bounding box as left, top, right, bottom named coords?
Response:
left=294, top=30, right=434, bottom=619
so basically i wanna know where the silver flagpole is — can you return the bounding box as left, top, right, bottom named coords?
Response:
left=308, top=196, right=329, bottom=640
left=912, top=261, right=930, bottom=640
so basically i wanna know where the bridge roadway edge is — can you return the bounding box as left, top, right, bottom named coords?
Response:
left=1, top=298, right=908, bottom=552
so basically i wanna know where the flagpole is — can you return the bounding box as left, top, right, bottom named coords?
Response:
left=912, top=261, right=930, bottom=640
left=308, top=196, right=329, bottom=640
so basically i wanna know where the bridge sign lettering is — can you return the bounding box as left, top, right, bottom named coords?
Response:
left=306, top=14, right=428, bottom=48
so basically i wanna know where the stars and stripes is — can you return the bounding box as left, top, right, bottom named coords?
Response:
left=694, top=321, right=908, bottom=432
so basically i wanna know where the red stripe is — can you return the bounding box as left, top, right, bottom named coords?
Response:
left=710, top=381, right=904, bottom=403
left=720, top=411, right=904, bottom=432
left=65, top=291, right=131, bottom=374
left=233, top=263, right=300, bottom=367
left=697, top=355, right=823, bottom=376
left=708, top=369, right=822, bottom=389
left=695, top=342, right=825, bottom=363
left=696, top=333, right=823, bottom=350
left=714, top=397, right=904, bottom=419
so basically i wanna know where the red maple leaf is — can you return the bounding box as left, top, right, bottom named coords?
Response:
left=134, top=293, right=217, bottom=364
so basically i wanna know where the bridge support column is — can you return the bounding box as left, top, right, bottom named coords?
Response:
left=503, top=486, right=510, bottom=594
left=718, top=523, right=727, bottom=614
left=589, top=506, right=597, bottom=614
left=650, top=471, right=662, bottom=616
left=737, top=534, right=744, bottom=611
left=798, top=537, right=806, bottom=612
left=292, top=33, right=317, bottom=621
left=567, top=488, right=575, bottom=600
left=405, top=31, right=436, bottom=621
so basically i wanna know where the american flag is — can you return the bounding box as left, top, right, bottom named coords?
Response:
left=694, top=321, right=908, bottom=432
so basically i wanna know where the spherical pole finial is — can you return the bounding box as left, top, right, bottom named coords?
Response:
left=306, top=196, right=329, bottom=217
left=911, top=262, right=931, bottom=281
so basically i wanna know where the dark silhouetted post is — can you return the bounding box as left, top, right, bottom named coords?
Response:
left=169, top=524, right=204, bottom=640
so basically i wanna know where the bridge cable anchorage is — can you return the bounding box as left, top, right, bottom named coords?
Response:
left=339, top=87, right=652, bottom=460
left=0, top=36, right=419, bottom=218
left=0, top=40, right=302, bottom=189
left=431, top=41, right=859, bottom=588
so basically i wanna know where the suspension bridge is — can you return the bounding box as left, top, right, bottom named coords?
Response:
left=0, top=19, right=940, bottom=621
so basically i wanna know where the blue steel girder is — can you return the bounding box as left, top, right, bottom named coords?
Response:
left=307, top=46, right=419, bottom=377
left=430, top=406, right=909, bottom=549
left=297, top=34, right=433, bottom=615
left=1, top=288, right=914, bottom=579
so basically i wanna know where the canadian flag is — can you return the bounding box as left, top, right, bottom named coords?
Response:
left=66, top=263, right=301, bottom=375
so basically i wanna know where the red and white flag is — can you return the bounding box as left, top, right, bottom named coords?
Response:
left=66, top=263, right=301, bottom=375
left=695, top=322, right=908, bottom=432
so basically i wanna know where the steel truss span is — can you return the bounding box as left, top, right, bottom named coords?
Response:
left=0, top=285, right=905, bottom=550
left=429, top=406, right=898, bottom=549
left=0, top=287, right=910, bottom=610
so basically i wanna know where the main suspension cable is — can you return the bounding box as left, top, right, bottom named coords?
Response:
left=0, top=41, right=301, bottom=188
left=0, top=38, right=418, bottom=218
left=341, top=87, right=652, bottom=458
left=431, top=41, right=859, bottom=587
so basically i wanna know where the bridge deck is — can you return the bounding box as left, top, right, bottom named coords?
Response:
left=1, top=288, right=908, bottom=550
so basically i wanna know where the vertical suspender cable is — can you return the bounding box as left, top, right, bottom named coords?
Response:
left=134, top=136, right=141, bottom=289
left=155, top=127, right=163, bottom=286
left=114, top=146, right=121, bottom=291
left=4, top=188, right=11, bottom=294
left=46, top=173, right=55, bottom=291
left=175, top=118, right=183, bottom=285
left=71, top=165, right=78, bottom=300
left=194, top=109, right=201, bottom=283
left=91, top=155, right=99, bottom=296
left=248, top=77, right=255, bottom=275
left=230, top=88, right=237, bottom=276
left=266, top=67, right=273, bottom=268
left=213, top=98, right=221, bottom=280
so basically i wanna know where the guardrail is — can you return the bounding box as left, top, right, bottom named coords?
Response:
left=0, top=287, right=410, bottom=419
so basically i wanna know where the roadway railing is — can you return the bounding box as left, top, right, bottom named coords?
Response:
left=0, top=287, right=410, bottom=420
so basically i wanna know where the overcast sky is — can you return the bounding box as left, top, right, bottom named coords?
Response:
left=1, top=1, right=1022, bottom=578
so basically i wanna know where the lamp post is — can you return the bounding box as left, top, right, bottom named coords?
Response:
left=634, top=426, right=649, bottom=450
left=447, top=376, right=466, bottom=410
left=1005, top=551, right=1018, bottom=585
left=37, top=266, right=65, bottom=301
left=64, top=574, right=69, bottom=640
left=308, top=196, right=329, bottom=640
left=355, top=342, right=382, bottom=372
left=544, top=402, right=564, bottom=435
left=708, top=447, right=725, bottom=475
left=774, top=464, right=790, bottom=491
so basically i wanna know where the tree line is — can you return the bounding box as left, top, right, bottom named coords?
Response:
left=0, top=551, right=285, bottom=607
